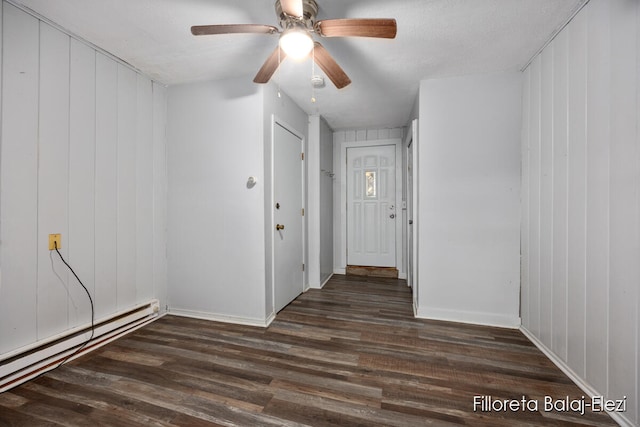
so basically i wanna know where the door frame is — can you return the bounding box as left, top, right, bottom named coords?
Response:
left=270, top=115, right=306, bottom=316
left=339, top=138, right=403, bottom=276
left=405, top=120, right=419, bottom=314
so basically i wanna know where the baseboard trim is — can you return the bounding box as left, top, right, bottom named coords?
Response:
left=320, top=273, right=334, bottom=289
left=519, top=327, right=634, bottom=427
left=308, top=273, right=334, bottom=290
left=264, top=311, right=276, bottom=327
left=334, top=268, right=346, bottom=275
left=415, top=306, right=521, bottom=329
left=169, top=308, right=272, bottom=328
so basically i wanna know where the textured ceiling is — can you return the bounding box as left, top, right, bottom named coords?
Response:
left=14, top=0, right=586, bottom=130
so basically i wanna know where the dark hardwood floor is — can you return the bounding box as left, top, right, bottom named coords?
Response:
left=0, top=275, right=617, bottom=426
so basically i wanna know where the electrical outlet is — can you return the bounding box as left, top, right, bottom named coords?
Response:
left=49, top=234, right=61, bottom=250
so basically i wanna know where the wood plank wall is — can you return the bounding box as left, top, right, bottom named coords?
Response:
left=0, top=2, right=168, bottom=356
left=520, top=1, right=640, bottom=425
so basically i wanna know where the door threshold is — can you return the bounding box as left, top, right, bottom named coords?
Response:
left=346, top=265, right=399, bottom=278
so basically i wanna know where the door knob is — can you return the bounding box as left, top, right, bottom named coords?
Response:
left=389, top=214, right=395, bottom=219
left=276, top=224, right=285, bottom=230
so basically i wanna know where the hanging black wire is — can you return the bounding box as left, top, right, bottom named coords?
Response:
left=53, top=241, right=95, bottom=368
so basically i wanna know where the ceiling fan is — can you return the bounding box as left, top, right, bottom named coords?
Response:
left=191, top=0, right=397, bottom=89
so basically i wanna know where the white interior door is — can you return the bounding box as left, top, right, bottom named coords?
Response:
left=274, top=123, right=303, bottom=313
left=347, top=145, right=396, bottom=267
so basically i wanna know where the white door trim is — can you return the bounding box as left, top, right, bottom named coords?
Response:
left=270, top=115, right=307, bottom=316
left=404, top=120, right=419, bottom=314
left=338, top=138, right=402, bottom=274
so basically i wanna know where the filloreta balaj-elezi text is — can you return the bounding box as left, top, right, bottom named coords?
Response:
left=473, top=395, right=627, bottom=416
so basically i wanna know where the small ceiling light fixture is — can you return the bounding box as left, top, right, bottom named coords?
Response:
left=279, top=25, right=313, bottom=60
left=311, top=75, right=325, bottom=88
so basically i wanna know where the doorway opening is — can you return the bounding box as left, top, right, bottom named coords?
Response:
left=339, top=139, right=403, bottom=280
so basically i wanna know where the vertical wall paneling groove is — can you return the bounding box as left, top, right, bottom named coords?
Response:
left=566, top=7, right=588, bottom=377
left=136, top=75, right=153, bottom=302
left=36, top=22, right=71, bottom=340
left=584, top=0, right=610, bottom=393
left=608, top=0, right=639, bottom=420
left=551, top=29, right=569, bottom=361
left=522, top=1, right=639, bottom=424
left=68, top=39, right=96, bottom=326
left=152, top=82, right=168, bottom=311
left=528, top=56, right=541, bottom=337
left=539, top=44, right=554, bottom=348
left=0, top=3, right=39, bottom=353
left=520, top=68, right=531, bottom=328
left=1, top=2, right=168, bottom=360
left=94, top=53, right=118, bottom=319
left=116, top=64, right=137, bottom=309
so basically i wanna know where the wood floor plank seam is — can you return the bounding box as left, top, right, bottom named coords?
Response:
left=0, top=275, right=617, bottom=426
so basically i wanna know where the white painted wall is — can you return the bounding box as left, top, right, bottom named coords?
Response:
left=308, top=116, right=321, bottom=288
left=417, top=72, right=522, bottom=328
left=319, top=117, right=334, bottom=285
left=166, top=78, right=267, bottom=325
left=166, top=79, right=308, bottom=325
left=521, top=1, right=639, bottom=425
left=0, top=2, right=168, bottom=356
left=333, top=128, right=405, bottom=275
left=308, top=115, right=334, bottom=289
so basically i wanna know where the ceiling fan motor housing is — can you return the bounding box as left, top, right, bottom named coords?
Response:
left=275, top=0, right=318, bottom=29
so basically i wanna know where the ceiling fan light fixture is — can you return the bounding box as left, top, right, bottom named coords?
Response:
left=279, top=27, right=313, bottom=60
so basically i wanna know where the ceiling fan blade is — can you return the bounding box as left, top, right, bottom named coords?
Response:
left=313, top=42, right=351, bottom=89
left=280, top=0, right=303, bottom=17
left=191, top=24, right=278, bottom=36
left=253, top=46, right=287, bottom=84
left=315, top=19, right=397, bottom=38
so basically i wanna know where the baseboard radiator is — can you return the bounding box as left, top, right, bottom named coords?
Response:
left=0, top=299, right=160, bottom=393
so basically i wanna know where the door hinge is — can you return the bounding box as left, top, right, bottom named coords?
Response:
left=301, top=153, right=304, bottom=161
left=301, top=208, right=305, bottom=216
left=302, top=263, right=305, bottom=272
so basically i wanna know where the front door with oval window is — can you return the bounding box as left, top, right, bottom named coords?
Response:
left=346, top=145, right=396, bottom=267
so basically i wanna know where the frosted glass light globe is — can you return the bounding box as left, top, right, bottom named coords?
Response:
left=279, top=28, right=313, bottom=60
